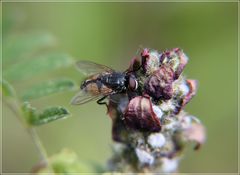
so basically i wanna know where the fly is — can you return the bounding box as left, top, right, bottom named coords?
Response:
left=71, top=60, right=138, bottom=106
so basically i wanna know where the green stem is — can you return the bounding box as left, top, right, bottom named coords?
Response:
left=3, top=98, right=54, bottom=173
left=27, top=128, right=53, bottom=171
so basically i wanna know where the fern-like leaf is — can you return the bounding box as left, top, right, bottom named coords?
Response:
left=3, top=32, right=57, bottom=65
left=3, top=53, right=74, bottom=81
left=22, top=102, right=70, bottom=126
left=21, top=79, right=77, bottom=100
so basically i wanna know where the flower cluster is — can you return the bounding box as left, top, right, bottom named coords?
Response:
left=107, top=48, right=206, bottom=173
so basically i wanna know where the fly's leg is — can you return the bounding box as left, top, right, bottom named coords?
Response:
left=97, top=92, right=117, bottom=110
left=97, top=96, right=108, bottom=106
left=97, top=96, right=110, bottom=112
left=120, top=114, right=125, bottom=121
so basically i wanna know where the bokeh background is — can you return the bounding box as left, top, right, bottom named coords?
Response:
left=2, top=2, right=238, bottom=173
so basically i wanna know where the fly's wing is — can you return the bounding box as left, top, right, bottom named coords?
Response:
left=71, top=83, right=114, bottom=105
left=76, top=60, right=114, bottom=76
left=70, top=89, right=103, bottom=105
left=72, top=60, right=115, bottom=105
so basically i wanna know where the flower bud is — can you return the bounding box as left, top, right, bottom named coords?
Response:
left=144, top=66, right=174, bottom=101
left=141, top=48, right=161, bottom=75
left=124, top=96, right=161, bottom=132
left=160, top=48, right=188, bottom=80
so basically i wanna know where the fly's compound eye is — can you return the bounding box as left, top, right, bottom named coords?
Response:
left=128, top=75, right=138, bottom=91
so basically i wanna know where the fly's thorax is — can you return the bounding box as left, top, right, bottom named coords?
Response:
left=100, top=72, right=127, bottom=92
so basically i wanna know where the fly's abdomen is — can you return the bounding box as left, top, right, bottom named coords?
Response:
left=82, top=78, right=113, bottom=96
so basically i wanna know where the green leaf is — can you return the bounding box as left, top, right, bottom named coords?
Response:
left=34, top=107, right=69, bottom=126
left=3, top=32, right=57, bottom=65
left=22, top=101, right=37, bottom=124
left=21, top=79, right=77, bottom=100
left=22, top=102, right=70, bottom=126
left=0, top=79, right=16, bottom=98
left=35, top=149, right=95, bottom=174
left=3, top=52, right=74, bottom=81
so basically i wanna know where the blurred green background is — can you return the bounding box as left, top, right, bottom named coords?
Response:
left=2, top=2, right=238, bottom=173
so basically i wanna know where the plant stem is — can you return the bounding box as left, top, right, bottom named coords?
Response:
left=3, top=98, right=54, bottom=173
left=27, top=127, right=53, bottom=172
left=4, top=98, right=27, bottom=128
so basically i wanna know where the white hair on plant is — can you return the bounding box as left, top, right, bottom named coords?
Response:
left=135, top=148, right=154, bottom=165
left=152, top=105, right=164, bottom=119
left=148, top=133, right=166, bottom=148
left=161, top=158, right=179, bottom=173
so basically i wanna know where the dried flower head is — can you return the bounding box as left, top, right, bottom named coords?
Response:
left=124, top=96, right=161, bottom=132
left=107, top=48, right=205, bottom=173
